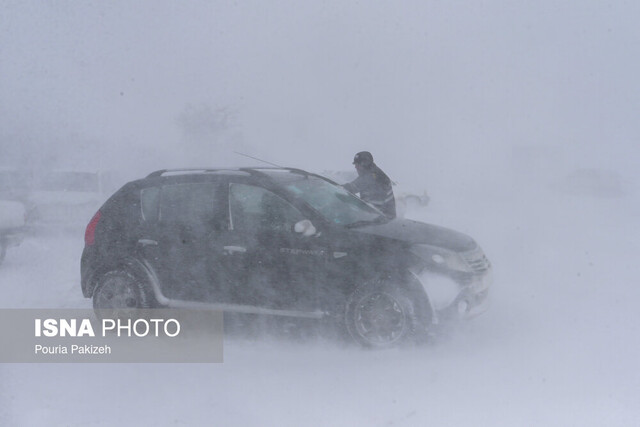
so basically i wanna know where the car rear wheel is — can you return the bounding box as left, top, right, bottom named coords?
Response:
left=93, top=270, right=155, bottom=317
left=345, top=279, right=418, bottom=348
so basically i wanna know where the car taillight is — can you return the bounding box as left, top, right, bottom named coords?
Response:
left=85, top=211, right=102, bottom=246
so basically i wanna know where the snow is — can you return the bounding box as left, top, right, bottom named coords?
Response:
left=1, top=178, right=639, bottom=426
left=2, top=1, right=640, bottom=426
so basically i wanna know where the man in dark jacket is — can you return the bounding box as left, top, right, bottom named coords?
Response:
left=343, top=151, right=396, bottom=218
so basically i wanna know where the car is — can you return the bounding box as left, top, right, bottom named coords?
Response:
left=0, top=199, right=26, bottom=266
left=80, top=167, right=491, bottom=347
left=0, top=167, right=33, bottom=202
left=319, top=169, right=430, bottom=216
left=552, top=168, right=631, bottom=198
left=0, top=167, right=40, bottom=228
left=30, top=170, right=115, bottom=229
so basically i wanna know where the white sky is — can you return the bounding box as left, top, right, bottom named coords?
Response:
left=1, top=1, right=639, bottom=187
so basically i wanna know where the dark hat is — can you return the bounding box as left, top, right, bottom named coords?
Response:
left=353, top=151, right=374, bottom=166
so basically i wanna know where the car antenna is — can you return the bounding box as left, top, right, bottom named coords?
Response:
left=233, top=151, right=284, bottom=168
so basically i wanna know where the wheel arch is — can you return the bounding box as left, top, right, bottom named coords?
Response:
left=346, top=268, right=434, bottom=326
left=344, top=270, right=434, bottom=347
left=86, top=256, right=167, bottom=307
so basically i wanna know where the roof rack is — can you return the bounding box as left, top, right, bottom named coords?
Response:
left=145, top=168, right=236, bottom=178
left=239, top=167, right=310, bottom=176
left=146, top=167, right=312, bottom=179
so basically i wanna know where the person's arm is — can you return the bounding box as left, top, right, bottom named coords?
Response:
left=342, top=176, right=362, bottom=194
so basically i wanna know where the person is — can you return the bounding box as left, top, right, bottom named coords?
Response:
left=343, top=151, right=396, bottom=218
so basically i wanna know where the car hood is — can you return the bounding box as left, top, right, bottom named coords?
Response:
left=351, top=218, right=477, bottom=252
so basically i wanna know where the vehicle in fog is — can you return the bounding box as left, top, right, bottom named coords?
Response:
left=81, top=168, right=491, bottom=347
left=552, top=168, right=632, bottom=198
left=0, top=167, right=33, bottom=202
left=0, top=199, right=26, bottom=266
left=30, top=170, right=115, bottom=228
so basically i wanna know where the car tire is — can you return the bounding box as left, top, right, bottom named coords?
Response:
left=345, top=278, right=419, bottom=348
left=92, top=270, right=155, bottom=315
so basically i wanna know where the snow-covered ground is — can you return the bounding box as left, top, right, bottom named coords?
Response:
left=1, top=176, right=638, bottom=426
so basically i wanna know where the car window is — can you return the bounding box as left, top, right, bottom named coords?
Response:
left=158, top=183, right=222, bottom=227
left=140, top=187, right=160, bottom=222
left=229, top=183, right=303, bottom=232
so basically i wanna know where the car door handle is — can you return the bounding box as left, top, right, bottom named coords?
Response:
left=138, top=239, right=158, bottom=246
left=223, top=246, right=247, bottom=254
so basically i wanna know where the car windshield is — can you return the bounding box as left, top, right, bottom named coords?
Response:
left=275, top=173, right=385, bottom=226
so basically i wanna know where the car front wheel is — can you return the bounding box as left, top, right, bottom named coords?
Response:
left=345, top=279, right=418, bottom=348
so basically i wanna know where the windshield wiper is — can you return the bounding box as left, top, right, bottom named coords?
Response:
left=345, top=215, right=390, bottom=228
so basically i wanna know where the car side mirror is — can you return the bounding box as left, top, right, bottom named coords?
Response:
left=294, top=219, right=317, bottom=237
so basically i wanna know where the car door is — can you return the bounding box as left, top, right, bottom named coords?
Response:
left=137, top=179, right=232, bottom=303
left=222, top=180, right=329, bottom=312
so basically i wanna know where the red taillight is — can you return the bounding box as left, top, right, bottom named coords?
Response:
left=85, top=211, right=102, bottom=246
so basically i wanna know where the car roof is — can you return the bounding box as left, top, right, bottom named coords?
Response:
left=145, top=167, right=315, bottom=181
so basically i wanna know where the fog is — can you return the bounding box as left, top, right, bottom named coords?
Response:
left=1, top=1, right=639, bottom=426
